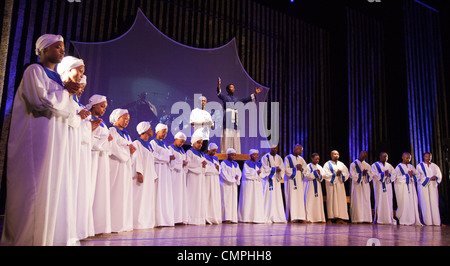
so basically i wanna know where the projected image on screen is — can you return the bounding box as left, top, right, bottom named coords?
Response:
left=72, top=9, right=271, bottom=154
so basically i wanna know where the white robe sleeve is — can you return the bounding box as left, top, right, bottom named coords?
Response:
left=220, top=161, right=237, bottom=184
left=186, top=150, right=204, bottom=175
left=108, top=127, right=131, bottom=163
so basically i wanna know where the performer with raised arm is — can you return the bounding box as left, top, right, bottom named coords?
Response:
left=349, top=151, right=373, bottom=224
left=216, top=77, right=262, bottom=153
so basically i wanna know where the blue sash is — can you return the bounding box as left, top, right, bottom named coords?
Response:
left=34, top=62, right=64, bottom=87
left=419, top=163, right=431, bottom=187
left=265, top=154, right=276, bottom=191
left=398, top=164, right=415, bottom=193
left=328, top=161, right=345, bottom=184
left=91, top=115, right=106, bottom=128
left=113, top=126, right=130, bottom=141
left=189, top=147, right=204, bottom=158
left=205, top=155, right=218, bottom=164
left=375, top=162, right=389, bottom=192
left=245, top=160, right=262, bottom=169
left=354, top=160, right=369, bottom=184
left=170, top=144, right=185, bottom=155
left=309, top=164, right=320, bottom=197
left=73, top=95, right=84, bottom=107
left=137, top=138, right=153, bottom=152
left=287, top=155, right=298, bottom=190
left=153, top=138, right=168, bottom=149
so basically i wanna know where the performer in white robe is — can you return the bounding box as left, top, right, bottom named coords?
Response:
left=261, top=145, right=286, bottom=223
left=284, top=144, right=307, bottom=222
left=190, top=96, right=214, bottom=153
left=394, top=152, right=422, bottom=226
left=349, top=151, right=373, bottom=223
left=186, top=130, right=207, bottom=225
left=220, top=148, right=242, bottom=223
left=150, top=123, right=175, bottom=227
left=131, top=122, right=157, bottom=229
left=304, top=153, right=326, bottom=223
left=54, top=56, right=87, bottom=245
left=204, top=143, right=222, bottom=225
left=371, top=152, right=397, bottom=225
left=322, top=150, right=350, bottom=224
left=169, top=132, right=189, bottom=225
left=108, top=109, right=135, bottom=233
left=416, top=152, right=442, bottom=226
left=238, top=149, right=265, bottom=223
left=1, top=35, right=75, bottom=246
left=87, top=95, right=113, bottom=235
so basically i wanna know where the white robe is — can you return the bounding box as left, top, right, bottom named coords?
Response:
left=90, top=120, right=112, bottom=234
left=416, top=162, right=442, bottom=225
left=323, top=160, right=350, bottom=220
left=304, top=163, right=326, bottom=223
left=204, top=155, right=222, bottom=224
left=371, top=161, right=397, bottom=224
left=394, top=163, right=422, bottom=226
left=150, top=139, right=175, bottom=227
left=261, top=153, right=286, bottom=223
left=186, top=148, right=207, bottom=225
left=169, top=145, right=189, bottom=224
left=238, top=161, right=265, bottom=223
left=132, top=139, right=157, bottom=229
left=190, top=108, right=213, bottom=141
left=349, top=159, right=373, bottom=223
left=220, top=160, right=242, bottom=223
left=284, top=154, right=307, bottom=221
left=2, top=64, right=71, bottom=246
left=108, top=127, right=134, bottom=232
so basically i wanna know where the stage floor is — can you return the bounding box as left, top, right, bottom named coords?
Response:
left=78, top=222, right=450, bottom=246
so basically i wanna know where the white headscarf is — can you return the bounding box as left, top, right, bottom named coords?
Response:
left=86, top=94, right=107, bottom=110
left=35, top=34, right=64, bottom=56
left=174, top=132, right=187, bottom=140
left=57, top=56, right=84, bottom=75
left=155, top=123, right=168, bottom=133
left=226, top=148, right=237, bottom=155
left=136, top=121, right=151, bottom=135
left=208, top=143, right=218, bottom=151
left=249, top=149, right=259, bottom=155
left=109, top=108, right=129, bottom=125
left=191, top=128, right=203, bottom=145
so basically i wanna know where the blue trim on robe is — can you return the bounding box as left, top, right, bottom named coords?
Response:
left=398, top=164, right=413, bottom=193
left=309, top=164, right=320, bottom=197
left=375, top=162, right=389, bottom=192
left=189, top=147, right=204, bottom=158
left=265, top=154, right=276, bottom=191
left=33, top=62, right=64, bottom=87
left=287, top=155, right=297, bottom=190
left=245, top=160, right=262, bottom=169
left=223, top=159, right=238, bottom=168
left=419, top=163, right=431, bottom=187
left=170, top=144, right=185, bottom=155
left=327, top=161, right=345, bottom=184
left=153, top=138, right=169, bottom=149
left=91, top=115, right=106, bottom=128
left=113, top=126, right=130, bottom=141
left=205, top=155, right=218, bottom=164
left=137, top=138, right=153, bottom=152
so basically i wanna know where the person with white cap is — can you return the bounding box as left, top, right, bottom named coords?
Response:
left=86, top=94, right=113, bottom=235
left=238, top=149, right=265, bottom=223
left=190, top=96, right=214, bottom=153
left=261, top=144, right=286, bottom=223
left=150, top=123, right=175, bottom=227
left=204, top=142, right=222, bottom=224
left=108, top=108, right=136, bottom=232
left=2, top=34, right=79, bottom=246
left=52, top=55, right=89, bottom=245
left=186, top=129, right=208, bottom=225
left=284, top=144, right=308, bottom=223
left=219, top=148, right=242, bottom=223
left=132, top=122, right=158, bottom=229
left=169, top=132, right=189, bottom=225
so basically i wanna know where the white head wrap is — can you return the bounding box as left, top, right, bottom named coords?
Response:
left=109, top=108, right=129, bottom=125
left=249, top=149, right=259, bottom=155
left=155, top=123, right=168, bottom=133
left=35, top=34, right=64, bottom=56
left=57, top=56, right=85, bottom=75
left=208, top=143, right=218, bottom=151
left=174, top=132, right=187, bottom=140
left=80, top=75, right=87, bottom=84
left=136, top=121, right=151, bottom=135
left=191, top=129, right=203, bottom=145
left=86, top=94, right=107, bottom=110
left=226, top=148, right=237, bottom=155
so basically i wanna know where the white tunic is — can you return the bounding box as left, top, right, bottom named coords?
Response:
left=186, top=148, right=207, bottom=225
left=220, top=159, right=242, bottom=223
left=284, top=154, right=307, bottom=221
left=204, top=155, right=222, bottom=224
left=169, top=145, right=189, bottom=224
left=189, top=108, right=213, bottom=140
left=2, top=64, right=71, bottom=246
left=261, top=153, right=286, bottom=223
left=109, top=127, right=134, bottom=232
left=238, top=160, right=265, bottom=223
left=323, top=160, right=350, bottom=220
left=394, top=163, right=422, bottom=226
left=132, top=139, right=158, bottom=229
left=349, top=159, right=373, bottom=223
left=416, top=162, right=442, bottom=225
left=90, top=119, right=112, bottom=234
left=150, top=139, right=175, bottom=227
left=371, top=161, right=397, bottom=224
left=304, top=163, right=326, bottom=223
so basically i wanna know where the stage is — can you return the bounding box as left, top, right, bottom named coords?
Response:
left=76, top=222, right=450, bottom=246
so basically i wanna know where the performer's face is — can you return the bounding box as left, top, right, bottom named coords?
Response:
left=331, top=150, right=339, bottom=161
left=227, top=153, right=236, bottom=161
left=43, top=41, right=65, bottom=63
left=201, top=97, right=207, bottom=108
left=379, top=153, right=388, bottom=163
left=91, top=101, right=108, bottom=117
left=312, top=155, right=320, bottom=164
left=174, top=138, right=185, bottom=147
left=145, top=127, right=154, bottom=138
left=68, top=65, right=85, bottom=83
left=294, top=145, right=303, bottom=156
left=157, top=129, right=168, bottom=140
left=424, top=153, right=432, bottom=163
left=192, top=139, right=203, bottom=150
left=250, top=153, right=259, bottom=161
left=208, top=149, right=217, bottom=156
left=76, top=83, right=86, bottom=98
left=116, top=113, right=130, bottom=129
left=402, top=153, right=411, bottom=164
left=270, top=146, right=278, bottom=155
left=359, top=151, right=368, bottom=161
left=226, top=84, right=235, bottom=95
